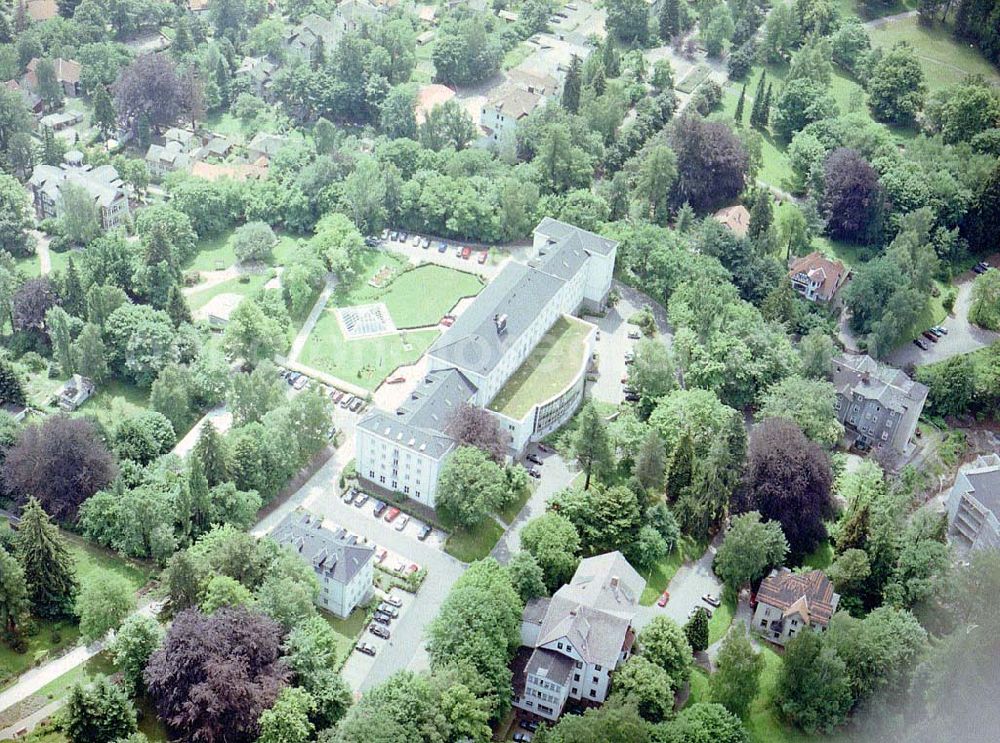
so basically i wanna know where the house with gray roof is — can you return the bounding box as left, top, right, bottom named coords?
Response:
left=29, top=151, right=130, bottom=230
left=513, top=552, right=645, bottom=721
left=270, top=510, right=375, bottom=618
left=356, top=218, right=617, bottom=508
left=284, top=13, right=343, bottom=62
left=947, top=454, right=1000, bottom=555
left=145, top=140, right=192, bottom=179
left=832, top=354, right=928, bottom=457
left=247, top=132, right=288, bottom=163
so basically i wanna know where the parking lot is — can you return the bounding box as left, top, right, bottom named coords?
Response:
left=341, top=586, right=413, bottom=690
left=377, top=230, right=518, bottom=280
left=341, top=488, right=448, bottom=552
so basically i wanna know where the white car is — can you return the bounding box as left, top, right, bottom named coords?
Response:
left=384, top=595, right=403, bottom=608
left=395, top=514, right=410, bottom=531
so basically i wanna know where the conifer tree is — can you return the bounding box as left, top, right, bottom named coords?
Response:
left=15, top=498, right=78, bottom=619
left=762, top=82, right=773, bottom=127
left=602, top=40, right=620, bottom=78
left=573, top=402, right=612, bottom=490
left=591, top=65, right=607, bottom=96
left=684, top=606, right=710, bottom=651
left=665, top=433, right=695, bottom=503
left=165, top=284, right=192, bottom=327
left=659, top=0, right=680, bottom=40
left=735, top=83, right=747, bottom=125
left=0, top=546, right=29, bottom=634
left=562, top=54, right=582, bottom=113
left=194, top=421, right=228, bottom=487
left=62, top=257, right=85, bottom=318
left=0, top=359, right=26, bottom=406
left=188, top=452, right=212, bottom=538
left=748, top=189, right=773, bottom=243
left=750, top=70, right=767, bottom=127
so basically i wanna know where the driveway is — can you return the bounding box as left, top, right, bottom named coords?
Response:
left=491, top=449, right=576, bottom=564
left=887, top=278, right=1000, bottom=368
left=633, top=538, right=723, bottom=632
left=589, top=281, right=673, bottom=406
left=380, top=234, right=525, bottom=280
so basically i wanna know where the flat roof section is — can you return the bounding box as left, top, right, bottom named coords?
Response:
left=488, top=315, right=592, bottom=420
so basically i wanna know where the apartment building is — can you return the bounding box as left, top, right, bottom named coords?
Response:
left=29, top=151, right=130, bottom=230
left=947, top=454, right=1000, bottom=555
left=832, top=354, right=928, bottom=456
left=270, top=511, right=375, bottom=618
left=512, top=552, right=645, bottom=721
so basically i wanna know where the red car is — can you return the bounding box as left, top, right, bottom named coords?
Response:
left=386, top=376, right=406, bottom=384
left=384, top=507, right=401, bottom=523
left=657, top=590, right=670, bottom=607
left=460, top=246, right=472, bottom=260
left=441, top=315, right=455, bottom=327
left=477, top=250, right=488, bottom=264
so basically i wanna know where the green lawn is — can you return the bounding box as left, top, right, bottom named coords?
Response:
left=64, top=531, right=154, bottom=594
left=299, top=311, right=439, bottom=390
left=184, top=229, right=302, bottom=274
left=503, top=42, right=532, bottom=70
left=73, top=380, right=150, bottom=433
left=322, top=607, right=369, bottom=668
left=801, top=540, right=835, bottom=571
left=497, top=481, right=535, bottom=526
left=0, top=619, right=81, bottom=690
left=638, top=536, right=707, bottom=606
left=14, top=248, right=71, bottom=279
left=869, top=16, right=1000, bottom=91
left=747, top=646, right=821, bottom=743
left=201, top=110, right=287, bottom=146
left=444, top=519, right=504, bottom=563
left=707, top=595, right=737, bottom=645
left=685, top=667, right=712, bottom=708
left=488, top=316, right=592, bottom=420
left=380, top=264, right=483, bottom=328
left=186, top=272, right=275, bottom=313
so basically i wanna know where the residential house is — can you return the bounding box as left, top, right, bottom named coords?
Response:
left=832, top=354, right=928, bottom=456
left=284, top=13, right=342, bottom=62
left=789, top=251, right=849, bottom=303
left=415, top=83, right=455, bottom=124
left=57, top=374, right=95, bottom=412
left=0, top=403, right=28, bottom=423
left=190, top=160, right=268, bottom=182
left=198, top=135, right=235, bottom=160
left=236, top=56, right=277, bottom=98
left=480, top=84, right=544, bottom=143
left=270, top=510, right=375, bottom=618
left=37, top=111, right=82, bottom=134
left=512, top=552, right=645, bottom=721
left=712, top=204, right=750, bottom=238
left=752, top=568, right=839, bottom=646
left=947, top=454, right=1000, bottom=554
left=29, top=151, right=130, bottom=230
left=25, top=0, right=59, bottom=23
left=356, top=218, right=616, bottom=508
left=164, top=127, right=199, bottom=151
left=145, top=140, right=192, bottom=179
left=511, top=31, right=594, bottom=97
left=247, top=132, right=288, bottom=163
left=335, top=0, right=382, bottom=34
left=188, top=0, right=210, bottom=12
left=4, top=80, right=43, bottom=114
left=25, top=58, right=82, bottom=98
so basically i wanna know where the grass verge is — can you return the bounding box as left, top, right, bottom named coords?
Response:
left=444, top=519, right=504, bottom=563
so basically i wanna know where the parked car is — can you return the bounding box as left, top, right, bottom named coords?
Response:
left=513, top=734, right=532, bottom=743
left=369, top=624, right=390, bottom=639
left=973, top=261, right=990, bottom=274
left=380, top=229, right=389, bottom=240
left=398, top=232, right=408, bottom=242
left=378, top=603, right=399, bottom=618
left=373, top=500, right=387, bottom=517
left=921, top=330, right=939, bottom=343
left=387, top=376, right=406, bottom=384
left=657, top=590, right=670, bottom=607
left=373, top=610, right=393, bottom=624
left=437, top=241, right=448, bottom=253
left=341, top=395, right=354, bottom=409
left=932, top=325, right=948, bottom=335
left=389, top=231, right=398, bottom=241
left=521, top=720, right=539, bottom=732
left=628, top=330, right=641, bottom=339
left=420, top=237, right=431, bottom=249
left=342, top=489, right=355, bottom=504
left=441, top=314, right=455, bottom=327
left=406, top=563, right=419, bottom=574
left=537, top=443, right=552, bottom=454
left=411, top=234, right=420, bottom=246
left=526, top=454, right=543, bottom=466
left=350, top=398, right=363, bottom=412
left=293, top=375, right=309, bottom=390
left=286, top=371, right=301, bottom=385
left=395, top=515, right=410, bottom=531
left=384, top=507, right=401, bottom=523
left=376, top=548, right=387, bottom=563
left=384, top=595, right=403, bottom=608
left=355, top=642, right=377, bottom=656
left=353, top=492, right=370, bottom=507
left=461, top=246, right=473, bottom=259
left=913, top=338, right=929, bottom=350
left=702, top=594, right=721, bottom=608
left=477, top=250, right=488, bottom=264
left=364, top=236, right=379, bottom=247
left=528, top=468, right=541, bottom=479
left=624, top=392, right=641, bottom=402
left=417, top=524, right=433, bottom=541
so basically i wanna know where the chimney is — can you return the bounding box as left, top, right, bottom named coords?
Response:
left=609, top=576, right=620, bottom=589
left=861, top=371, right=870, bottom=384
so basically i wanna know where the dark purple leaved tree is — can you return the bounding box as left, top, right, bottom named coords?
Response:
left=821, top=147, right=885, bottom=243
left=669, top=113, right=749, bottom=213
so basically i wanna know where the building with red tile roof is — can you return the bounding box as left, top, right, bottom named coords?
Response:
left=752, top=568, right=840, bottom=646
left=788, top=251, right=849, bottom=303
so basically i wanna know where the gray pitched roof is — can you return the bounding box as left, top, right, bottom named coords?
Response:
left=428, top=262, right=566, bottom=377
left=271, top=510, right=374, bottom=585
left=30, top=161, right=126, bottom=209
left=532, top=551, right=645, bottom=667
left=356, top=367, right=476, bottom=459
left=534, top=217, right=617, bottom=257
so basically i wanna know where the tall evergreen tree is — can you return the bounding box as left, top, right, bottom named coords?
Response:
left=15, top=498, right=78, bottom=619
left=62, top=257, right=85, bottom=317
left=734, top=83, right=747, bottom=125
left=659, top=0, right=680, bottom=39
left=56, top=0, right=81, bottom=18
left=65, top=675, right=138, bottom=743
left=591, top=65, right=607, bottom=96
left=165, top=284, right=192, bottom=327
left=92, top=86, right=116, bottom=139
left=0, top=546, right=29, bottom=634
left=573, top=401, right=612, bottom=490
left=562, top=54, right=582, bottom=113
left=188, top=452, right=211, bottom=539
left=0, top=359, right=26, bottom=406
left=634, top=428, right=666, bottom=493
left=194, top=421, right=228, bottom=486
left=665, top=433, right=695, bottom=503
left=602, top=39, right=620, bottom=78
left=762, top=82, right=773, bottom=127
left=750, top=70, right=767, bottom=127
left=684, top=606, right=710, bottom=651
left=748, top=189, right=774, bottom=243
left=41, top=127, right=63, bottom=166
